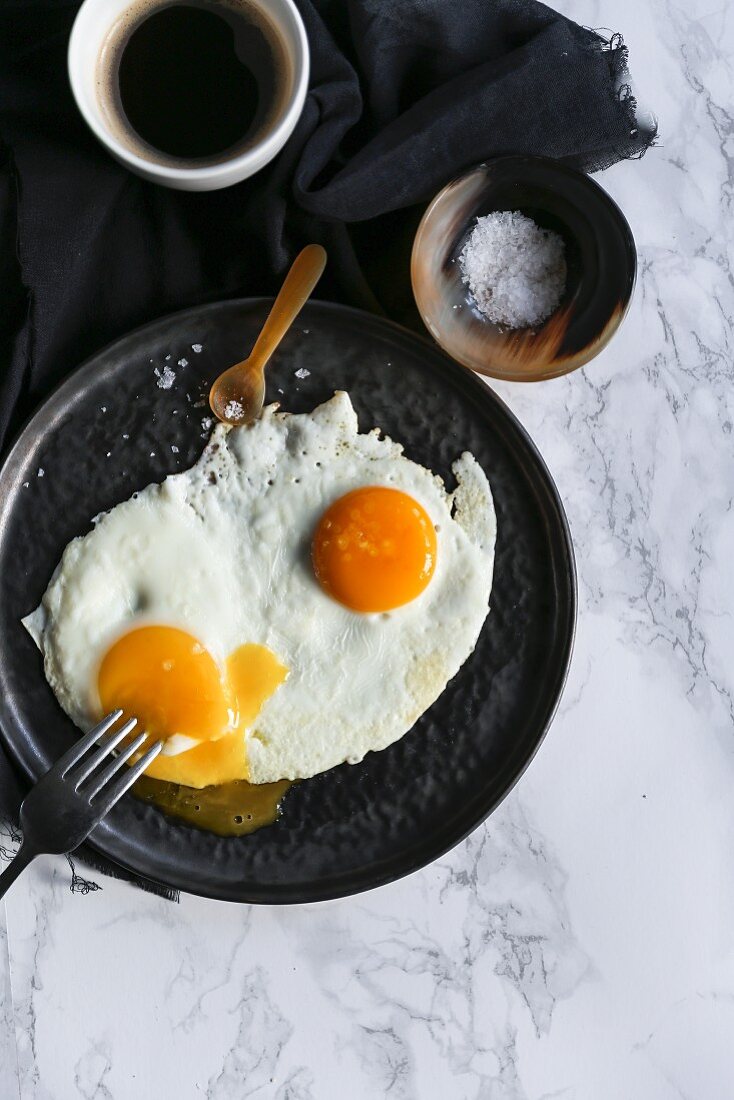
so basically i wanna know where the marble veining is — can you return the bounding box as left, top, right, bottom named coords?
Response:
left=1, top=900, right=20, bottom=1100
left=2, top=0, right=734, bottom=1096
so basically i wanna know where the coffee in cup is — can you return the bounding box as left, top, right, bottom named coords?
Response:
left=68, top=0, right=309, bottom=190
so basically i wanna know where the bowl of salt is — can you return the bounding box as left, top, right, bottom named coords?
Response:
left=411, top=156, right=636, bottom=382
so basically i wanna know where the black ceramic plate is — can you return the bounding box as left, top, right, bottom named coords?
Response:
left=0, top=301, right=575, bottom=903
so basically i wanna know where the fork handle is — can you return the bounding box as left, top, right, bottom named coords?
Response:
left=0, top=840, right=39, bottom=900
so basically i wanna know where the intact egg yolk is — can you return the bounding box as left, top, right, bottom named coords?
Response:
left=312, top=486, right=437, bottom=613
left=97, top=626, right=287, bottom=788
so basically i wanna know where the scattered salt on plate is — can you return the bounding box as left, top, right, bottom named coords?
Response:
left=154, top=365, right=176, bottom=390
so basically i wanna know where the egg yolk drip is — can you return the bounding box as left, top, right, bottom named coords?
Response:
left=97, top=626, right=287, bottom=788
left=312, top=486, right=437, bottom=612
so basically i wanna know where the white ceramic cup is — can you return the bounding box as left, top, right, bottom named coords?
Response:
left=68, top=0, right=309, bottom=191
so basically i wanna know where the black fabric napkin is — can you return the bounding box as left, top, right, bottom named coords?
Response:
left=0, top=0, right=654, bottom=898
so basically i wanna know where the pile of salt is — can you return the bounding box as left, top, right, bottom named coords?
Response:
left=459, top=211, right=566, bottom=329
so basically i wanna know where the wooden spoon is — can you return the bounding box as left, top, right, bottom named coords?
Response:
left=209, top=244, right=327, bottom=427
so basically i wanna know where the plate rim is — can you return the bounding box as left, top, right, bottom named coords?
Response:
left=0, top=298, right=577, bottom=903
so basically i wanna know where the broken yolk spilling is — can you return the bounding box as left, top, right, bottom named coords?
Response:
left=97, top=625, right=287, bottom=788
left=312, top=486, right=437, bottom=613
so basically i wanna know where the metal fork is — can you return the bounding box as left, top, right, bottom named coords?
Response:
left=0, top=710, right=162, bottom=899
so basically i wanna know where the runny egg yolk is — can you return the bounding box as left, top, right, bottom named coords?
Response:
left=312, top=486, right=437, bottom=613
left=97, top=625, right=287, bottom=788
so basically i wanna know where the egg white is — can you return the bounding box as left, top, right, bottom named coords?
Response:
left=23, top=392, right=496, bottom=784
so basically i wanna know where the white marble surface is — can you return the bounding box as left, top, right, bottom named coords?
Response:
left=2, top=0, right=734, bottom=1095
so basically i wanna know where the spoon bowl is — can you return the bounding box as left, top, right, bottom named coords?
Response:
left=209, top=361, right=266, bottom=425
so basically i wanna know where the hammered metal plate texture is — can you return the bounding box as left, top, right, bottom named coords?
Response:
left=0, top=301, right=575, bottom=903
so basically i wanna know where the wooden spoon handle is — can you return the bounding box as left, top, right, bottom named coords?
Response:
left=247, top=244, right=327, bottom=373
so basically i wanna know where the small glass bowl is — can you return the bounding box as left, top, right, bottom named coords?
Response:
left=411, top=156, right=636, bottom=382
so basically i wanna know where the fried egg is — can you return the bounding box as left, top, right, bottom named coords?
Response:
left=23, top=392, right=496, bottom=786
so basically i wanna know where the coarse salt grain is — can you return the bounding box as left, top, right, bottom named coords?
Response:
left=154, top=365, right=176, bottom=390
left=459, top=211, right=566, bottom=329
left=295, top=367, right=310, bottom=379
left=200, top=417, right=213, bottom=434
left=191, top=343, right=203, bottom=353
left=178, top=357, right=188, bottom=368
left=224, top=399, right=244, bottom=419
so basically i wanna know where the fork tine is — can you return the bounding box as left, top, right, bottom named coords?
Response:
left=83, top=730, right=149, bottom=801
left=67, top=717, right=138, bottom=789
left=94, top=740, right=164, bottom=816
left=56, top=710, right=124, bottom=776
